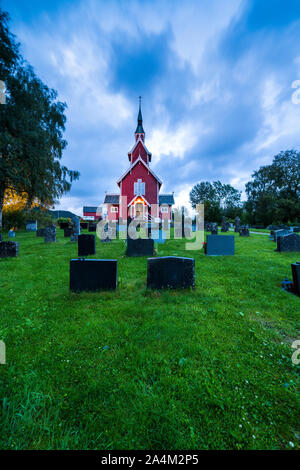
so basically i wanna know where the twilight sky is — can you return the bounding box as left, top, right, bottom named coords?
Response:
left=3, top=0, right=300, bottom=215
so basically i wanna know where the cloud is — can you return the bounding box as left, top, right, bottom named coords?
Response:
left=3, top=0, right=300, bottom=214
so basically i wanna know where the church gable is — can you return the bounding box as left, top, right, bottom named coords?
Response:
left=121, top=160, right=159, bottom=206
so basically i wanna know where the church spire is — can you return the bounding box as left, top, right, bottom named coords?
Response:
left=135, top=96, right=145, bottom=137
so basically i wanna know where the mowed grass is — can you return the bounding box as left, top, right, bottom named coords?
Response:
left=0, top=229, right=299, bottom=450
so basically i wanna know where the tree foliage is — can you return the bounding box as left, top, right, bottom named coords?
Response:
left=189, top=181, right=242, bottom=222
left=0, top=8, right=79, bottom=228
left=245, top=150, right=300, bottom=225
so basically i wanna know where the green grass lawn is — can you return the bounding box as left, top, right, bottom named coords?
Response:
left=0, top=229, right=299, bottom=450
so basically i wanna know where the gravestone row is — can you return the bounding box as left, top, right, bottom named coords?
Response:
left=70, top=256, right=195, bottom=292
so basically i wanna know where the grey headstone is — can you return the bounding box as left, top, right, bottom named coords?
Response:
left=206, top=235, right=235, bottom=256
left=26, top=220, right=37, bottom=231
left=70, top=259, right=117, bottom=291
left=44, top=225, right=56, bottom=243
left=70, top=218, right=81, bottom=242
left=234, top=217, right=240, bottom=233
left=147, top=256, right=195, bottom=289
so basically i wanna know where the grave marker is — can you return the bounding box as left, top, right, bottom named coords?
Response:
left=291, top=262, right=300, bottom=296
left=26, top=220, right=37, bottom=232
left=78, top=234, right=96, bottom=257
left=147, top=256, right=195, bottom=289
left=206, top=235, right=235, bottom=256
left=70, top=259, right=117, bottom=291
left=126, top=238, right=154, bottom=256
left=0, top=241, right=19, bottom=258
left=44, top=225, right=56, bottom=243
left=277, top=233, right=300, bottom=252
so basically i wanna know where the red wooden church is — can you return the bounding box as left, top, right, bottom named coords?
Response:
left=104, top=98, right=174, bottom=221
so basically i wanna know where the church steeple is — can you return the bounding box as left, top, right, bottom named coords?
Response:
left=135, top=96, right=145, bottom=140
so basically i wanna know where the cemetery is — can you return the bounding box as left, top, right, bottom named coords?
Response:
left=0, top=225, right=299, bottom=450
left=1, top=1, right=299, bottom=454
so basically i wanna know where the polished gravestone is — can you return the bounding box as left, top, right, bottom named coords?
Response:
left=291, top=262, right=300, bottom=296
left=44, top=225, right=56, bottom=243
left=277, top=233, right=300, bottom=252
left=0, top=241, right=19, bottom=258
left=206, top=235, right=235, bottom=256
left=80, top=222, right=88, bottom=230
left=59, top=222, right=69, bottom=229
left=64, top=227, right=72, bottom=237
left=147, top=256, right=195, bottom=289
left=88, top=223, right=97, bottom=232
left=26, top=220, right=37, bottom=232
left=70, top=259, right=117, bottom=292
left=36, top=228, right=45, bottom=237
left=126, top=238, right=154, bottom=256
left=78, top=234, right=96, bottom=257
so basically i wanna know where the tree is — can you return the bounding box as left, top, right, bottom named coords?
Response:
left=189, top=180, right=241, bottom=222
left=0, top=8, right=79, bottom=229
left=245, top=150, right=300, bottom=225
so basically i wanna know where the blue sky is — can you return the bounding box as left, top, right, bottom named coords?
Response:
left=2, top=0, right=300, bottom=214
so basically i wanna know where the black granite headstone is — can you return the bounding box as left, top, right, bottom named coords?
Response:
left=59, top=222, right=69, bottom=229
left=277, top=233, right=300, bottom=252
left=36, top=228, right=45, bottom=237
left=126, top=238, right=154, bottom=256
left=78, top=234, right=96, bottom=257
left=88, top=223, right=97, bottom=232
left=0, top=241, right=19, bottom=258
left=64, top=227, right=72, bottom=237
left=80, top=222, right=88, bottom=230
left=291, top=262, right=300, bottom=296
left=206, top=235, right=235, bottom=256
left=147, top=256, right=195, bottom=289
left=70, top=259, right=117, bottom=292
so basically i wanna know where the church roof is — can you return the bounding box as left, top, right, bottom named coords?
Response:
left=159, top=194, right=175, bottom=205
left=83, top=206, right=98, bottom=213
left=104, top=194, right=120, bottom=204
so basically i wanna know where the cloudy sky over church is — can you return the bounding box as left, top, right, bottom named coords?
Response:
left=3, top=0, right=300, bottom=214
